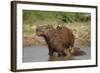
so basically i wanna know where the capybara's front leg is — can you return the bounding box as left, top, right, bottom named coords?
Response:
left=48, top=48, right=54, bottom=56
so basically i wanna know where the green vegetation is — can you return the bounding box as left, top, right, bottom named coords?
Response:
left=23, top=10, right=91, bottom=47
left=23, top=10, right=90, bottom=25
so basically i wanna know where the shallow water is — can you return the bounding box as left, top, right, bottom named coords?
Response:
left=23, top=45, right=90, bottom=63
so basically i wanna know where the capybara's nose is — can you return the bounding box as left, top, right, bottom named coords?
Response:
left=36, top=26, right=44, bottom=32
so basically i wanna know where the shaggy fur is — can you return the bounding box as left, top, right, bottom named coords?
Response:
left=36, top=25, right=75, bottom=56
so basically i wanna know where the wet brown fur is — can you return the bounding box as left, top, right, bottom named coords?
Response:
left=36, top=25, right=75, bottom=56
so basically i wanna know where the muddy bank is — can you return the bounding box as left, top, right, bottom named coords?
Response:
left=23, top=37, right=46, bottom=47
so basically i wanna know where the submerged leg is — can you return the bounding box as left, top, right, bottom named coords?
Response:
left=48, top=48, right=54, bottom=56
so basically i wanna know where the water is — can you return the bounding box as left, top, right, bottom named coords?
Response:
left=23, top=45, right=91, bottom=63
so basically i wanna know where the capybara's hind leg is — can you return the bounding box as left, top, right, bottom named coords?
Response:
left=64, top=49, right=71, bottom=56
left=63, top=51, right=67, bottom=56
left=58, top=52, right=63, bottom=57
left=58, top=51, right=66, bottom=57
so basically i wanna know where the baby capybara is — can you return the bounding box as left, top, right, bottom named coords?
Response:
left=36, top=25, right=75, bottom=57
left=70, top=47, right=86, bottom=56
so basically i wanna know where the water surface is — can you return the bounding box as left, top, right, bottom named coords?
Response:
left=23, top=45, right=90, bottom=63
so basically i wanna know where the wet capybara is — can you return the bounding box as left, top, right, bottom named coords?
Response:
left=56, top=26, right=75, bottom=49
left=36, top=25, right=75, bottom=56
left=69, top=47, right=86, bottom=56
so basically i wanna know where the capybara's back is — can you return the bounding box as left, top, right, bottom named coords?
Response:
left=56, top=26, right=75, bottom=48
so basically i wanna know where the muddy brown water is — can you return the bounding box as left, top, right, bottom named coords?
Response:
left=23, top=45, right=91, bottom=63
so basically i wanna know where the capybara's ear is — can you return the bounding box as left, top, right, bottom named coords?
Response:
left=56, top=26, right=62, bottom=30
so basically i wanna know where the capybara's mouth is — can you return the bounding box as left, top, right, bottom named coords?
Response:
left=36, top=32, right=44, bottom=36
left=36, top=32, right=41, bottom=36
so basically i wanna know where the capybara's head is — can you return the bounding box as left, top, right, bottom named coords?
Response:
left=36, top=25, right=53, bottom=36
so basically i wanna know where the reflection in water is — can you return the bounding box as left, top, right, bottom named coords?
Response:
left=23, top=46, right=90, bottom=63
left=48, top=55, right=74, bottom=61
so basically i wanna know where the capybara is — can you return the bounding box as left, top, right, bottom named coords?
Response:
left=69, top=47, right=86, bottom=56
left=56, top=26, right=75, bottom=49
left=36, top=25, right=75, bottom=56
